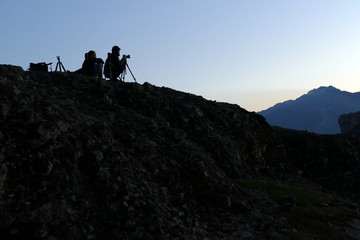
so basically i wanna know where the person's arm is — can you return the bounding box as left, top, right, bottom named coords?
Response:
left=119, top=56, right=127, bottom=66
left=95, top=58, right=104, bottom=64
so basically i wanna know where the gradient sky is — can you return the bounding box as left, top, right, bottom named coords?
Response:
left=1, top=0, right=360, bottom=111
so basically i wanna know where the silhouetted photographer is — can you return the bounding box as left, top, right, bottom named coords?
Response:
left=104, top=45, right=136, bottom=82
left=80, top=50, right=104, bottom=78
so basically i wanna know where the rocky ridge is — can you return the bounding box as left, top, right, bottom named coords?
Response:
left=339, top=111, right=360, bottom=137
left=0, top=65, right=360, bottom=239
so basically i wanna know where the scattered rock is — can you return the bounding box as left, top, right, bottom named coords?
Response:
left=0, top=65, right=359, bottom=239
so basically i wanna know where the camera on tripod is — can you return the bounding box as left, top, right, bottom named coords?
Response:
left=55, top=56, right=66, bottom=72
left=123, top=54, right=131, bottom=59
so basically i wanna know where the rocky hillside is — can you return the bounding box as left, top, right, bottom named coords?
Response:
left=339, top=111, right=360, bottom=137
left=274, top=127, right=360, bottom=199
left=0, top=65, right=360, bottom=240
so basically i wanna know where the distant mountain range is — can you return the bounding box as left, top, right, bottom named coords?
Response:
left=258, top=86, right=360, bottom=134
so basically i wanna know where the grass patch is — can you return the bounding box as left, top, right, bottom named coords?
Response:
left=238, top=180, right=355, bottom=240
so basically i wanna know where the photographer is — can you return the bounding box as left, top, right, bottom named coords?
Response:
left=106, top=45, right=129, bottom=80
left=81, top=50, right=104, bottom=78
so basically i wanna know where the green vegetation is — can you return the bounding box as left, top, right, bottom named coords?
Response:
left=238, top=180, right=356, bottom=240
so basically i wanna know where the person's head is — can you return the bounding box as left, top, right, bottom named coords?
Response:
left=112, top=46, right=121, bottom=56
left=87, top=50, right=96, bottom=59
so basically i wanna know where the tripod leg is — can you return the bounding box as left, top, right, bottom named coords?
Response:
left=120, top=72, right=125, bottom=81
left=60, top=63, right=66, bottom=72
left=126, top=63, right=137, bottom=83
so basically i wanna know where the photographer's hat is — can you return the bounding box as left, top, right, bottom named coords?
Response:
left=112, top=45, right=121, bottom=53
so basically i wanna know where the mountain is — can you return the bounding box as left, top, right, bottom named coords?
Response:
left=258, top=86, right=360, bottom=134
left=1, top=65, right=360, bottom=239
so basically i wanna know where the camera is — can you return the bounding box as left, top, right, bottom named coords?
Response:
left=123, top=54, right=131, bottom=59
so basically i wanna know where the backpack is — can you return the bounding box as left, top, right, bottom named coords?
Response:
left=104, top=53, right=112, bottom=79
left=29, top=62, right=49, bottom=72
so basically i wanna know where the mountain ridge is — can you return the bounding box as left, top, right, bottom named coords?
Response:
left=258, top=86, right=360, bottom=134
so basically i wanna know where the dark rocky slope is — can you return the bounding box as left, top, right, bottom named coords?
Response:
left=274, top=127, right=360, bottom=199
left=339, top=111, right=360, bottom=137
left=0, top=65, right=360, bottom=239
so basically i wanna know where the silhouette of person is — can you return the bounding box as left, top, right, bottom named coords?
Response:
left=104, top=46, right=128, bottom=81
left=81, top=50, right=104, bottom=78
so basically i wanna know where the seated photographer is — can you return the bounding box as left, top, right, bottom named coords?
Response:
left=104, top=45, right=129, bottom=80
left=81, top=50, right=104, bottom=78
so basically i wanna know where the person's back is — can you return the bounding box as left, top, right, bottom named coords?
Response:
left=81, top=50, right=104, bottom=78
left=81, top=55, right=95, bottom=75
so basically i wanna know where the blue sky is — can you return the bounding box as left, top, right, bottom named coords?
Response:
left=1, top=0, right=360, bottom=111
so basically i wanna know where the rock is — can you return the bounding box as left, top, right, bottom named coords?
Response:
left=348, top=219, right=360, bottom=230
left=0, top=64, right=359, bottom=239
left=339, top=111, right=360, bottom=137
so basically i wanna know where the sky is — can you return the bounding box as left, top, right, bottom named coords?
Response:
left=1, top=0, right=360, bottom=112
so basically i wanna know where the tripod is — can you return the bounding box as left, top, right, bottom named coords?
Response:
left=125, top=63, right=137, bottom=83
left=120, top=62, right=137, bottom=83
left=54, top=56, right=66, bottom=72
